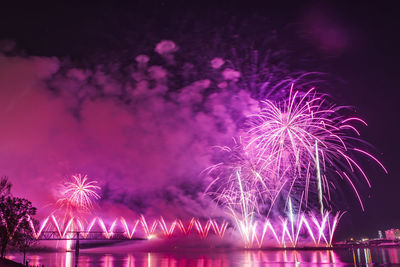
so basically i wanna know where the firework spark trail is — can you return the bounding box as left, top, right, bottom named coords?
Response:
left=315, top=141, right=324, bottom=215
left=204, top=141, right=262, bottom=246
left=159, top=217, right=177, bottom=238
left=288, top=197, right=295, bottom=241
left=194, top=219, right=212, bottom=239
left=140, top=215, right=158, bottom=238
left=177, top=218, right=196, bottom=235
left=98, top=217, right=118, bottom=239
left=78, top=218, right=97, bottom=238
left=210, top=219, right=228, bottom=238
left=28, top=214, right=339, bottom=247
left=120, top=218, right=140, bottom=239
left=294, top=214, right=316, bottom=246
left=28, top=215, right=49, bottom=239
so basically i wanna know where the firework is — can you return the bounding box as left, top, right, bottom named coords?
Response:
left=58, top=174, right=100, bottom=210
left=205, top=139, right=274, bottom=246
left=206, top=84, right=386, bottom=246
left=246, top=85, right=387, bottom=211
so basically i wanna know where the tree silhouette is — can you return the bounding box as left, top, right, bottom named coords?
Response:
left=0, top=196, right=36, bottom=258
left=0, top=177, right=11, bottom=197
left=13, top=218, right=38, bottom=263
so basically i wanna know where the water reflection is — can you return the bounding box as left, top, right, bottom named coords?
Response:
left=387, top=248, right=400, bottom=264
left=125, top=254, right=135, bottom=267
left=8, top=247, right=400, bottom=266
left=102, top=254, right=114, bottom=267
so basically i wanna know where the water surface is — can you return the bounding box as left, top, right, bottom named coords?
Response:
left=8, top=247, right=400, bottom=266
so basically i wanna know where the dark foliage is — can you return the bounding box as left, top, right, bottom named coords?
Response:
left=0, top=196, right=36, bottom=258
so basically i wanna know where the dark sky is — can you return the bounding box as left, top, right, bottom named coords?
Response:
left=1, top=1, right=399, bottom=240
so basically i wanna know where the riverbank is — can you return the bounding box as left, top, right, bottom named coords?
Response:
left=0, top=258, right=25, bottom=267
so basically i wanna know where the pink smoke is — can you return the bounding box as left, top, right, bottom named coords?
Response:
left=0, top=44, right=255, bottom=220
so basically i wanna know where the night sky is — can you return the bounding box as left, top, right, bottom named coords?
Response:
left=0, top=1, right=399, bottom=241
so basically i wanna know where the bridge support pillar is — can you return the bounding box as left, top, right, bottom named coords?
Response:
left=75, top=231, right=80, bottom=256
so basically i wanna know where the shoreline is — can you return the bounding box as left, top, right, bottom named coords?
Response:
left=0, top=258, right=25, bottom=267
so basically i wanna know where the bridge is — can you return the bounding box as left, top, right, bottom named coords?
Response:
left=27, top=212, right=341, bottom=248
left=35, top=231, right=146, bottom=241
left=29, top=216, right=228, bottom=241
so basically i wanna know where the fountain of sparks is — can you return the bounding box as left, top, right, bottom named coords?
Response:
left=28, top=213, right=341, bottom=247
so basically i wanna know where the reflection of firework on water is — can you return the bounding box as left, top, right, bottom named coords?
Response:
left=206, top=84, right=386, bottom=247
left=57, top=174, right=100, bottom=211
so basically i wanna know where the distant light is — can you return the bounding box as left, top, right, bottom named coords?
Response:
left=147, top=234, right=156, bottom=240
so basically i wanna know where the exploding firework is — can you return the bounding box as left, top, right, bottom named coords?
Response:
left=246, top=85, right=387, bottom=211
left=206, top=84, right=386, bottom=246
left=58, top=174, right=100, bottom=211
left=205, top=139, right=270, bottom=246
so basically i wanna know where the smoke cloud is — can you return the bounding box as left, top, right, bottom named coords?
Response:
left=0, top=41, right=260, bottom=220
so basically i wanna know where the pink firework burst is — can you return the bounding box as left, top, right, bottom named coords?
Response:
left=58, top=174, right=100, bottom=210
left=246, top=85, right=387, bottom=211
left=206, top=85, right=386, bottom=247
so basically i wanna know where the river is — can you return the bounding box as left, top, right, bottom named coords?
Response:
left=7, top=247, right=400, bottom=266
